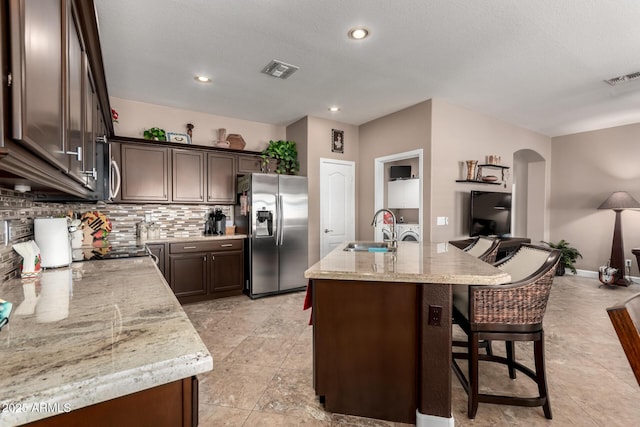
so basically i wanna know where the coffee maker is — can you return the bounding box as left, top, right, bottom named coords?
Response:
left=205, top=209, right=226, bottom=235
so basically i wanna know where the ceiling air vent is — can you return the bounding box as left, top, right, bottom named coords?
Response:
left=604, top=71, right=640, bottom=86
left=261, top=60, right=299, bottom=79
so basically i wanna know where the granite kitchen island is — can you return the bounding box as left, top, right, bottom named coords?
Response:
left=0, top=257, right=212, bottom=427
left=304, top=241, right=510, bottom=427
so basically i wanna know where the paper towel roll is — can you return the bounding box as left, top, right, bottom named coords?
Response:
left=34, top=218, right=71, bottom=268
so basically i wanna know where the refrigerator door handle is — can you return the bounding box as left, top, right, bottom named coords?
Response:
left=279, top=195, right=285, bottom=245
left=275, top=194, right=281, bottom=246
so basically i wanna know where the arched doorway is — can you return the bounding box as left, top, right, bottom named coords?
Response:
left=513, top=149, right=546, bottom=242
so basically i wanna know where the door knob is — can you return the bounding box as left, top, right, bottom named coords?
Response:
left=324, top=229, right=333, bottom=233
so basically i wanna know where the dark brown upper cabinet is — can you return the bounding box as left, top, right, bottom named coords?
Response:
left=207, top=152, right=235, bottom=203
left=3, top=0, right=111, bottom=197
left=65, top=1, right=85, bottom=184
left=9, top=0, right=67, bottom=171
left=172, top=148, right=205, bottom=203
left=120, top=144, right=170, bottom=202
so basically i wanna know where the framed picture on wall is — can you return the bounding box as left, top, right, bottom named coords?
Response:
left=331, top=129, right=344, bottom=153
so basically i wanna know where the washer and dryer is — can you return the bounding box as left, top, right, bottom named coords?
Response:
left=381, top=223, right=421, bottom=242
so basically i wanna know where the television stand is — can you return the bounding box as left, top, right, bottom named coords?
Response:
left=449, top=237, right=531, bottom=260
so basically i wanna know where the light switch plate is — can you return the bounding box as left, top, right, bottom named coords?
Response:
left=436, top=216, right=448, bottom=226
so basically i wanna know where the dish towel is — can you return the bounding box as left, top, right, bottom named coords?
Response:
left=303, top=280, right=313, bottom=325
left=0, top=299, right=13, bottom=331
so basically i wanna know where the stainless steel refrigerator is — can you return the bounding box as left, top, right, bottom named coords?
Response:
left=236, top=173, right=308, bottom=298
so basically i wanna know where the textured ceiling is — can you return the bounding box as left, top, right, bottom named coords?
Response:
left=95, top=0, right=640, bottom=137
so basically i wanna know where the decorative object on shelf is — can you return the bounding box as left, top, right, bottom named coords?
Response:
left=143, top=127, right=166, bottom=141
left=216, top=140, right=230, bottom=148
left=465, top=160, right=478, bottom=180
left=597, top=191, right=640, bottom=286
left=186, top=123, right=194, bottom=139
left=486, top=154, right=501, bottom=165
left=542, top=239, right=582, bottom=276
left=226, top=134, right=246, bottom=150
left=167, top=132, right=191, bottom=144
left=216, top=128, right=227, bottom=145
left=111, top=108, right=119, bottom=123
left=331, top=129, right=344, bottom=153
left=261, top=140, right=300, bottom=175
left=481, top=175, right=498, bottom=182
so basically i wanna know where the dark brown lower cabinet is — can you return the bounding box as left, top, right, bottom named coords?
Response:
left=168, top=239, right=244, bottom=303
left=25, top=376, right=198, bottom=427
left=210, top=248, right=244, bottom=296
left=170, top=252, right=208, bottom=298
left=146, top=243, right=166, bottom=278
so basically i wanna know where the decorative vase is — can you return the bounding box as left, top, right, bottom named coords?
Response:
left=465, top=160, right=478, bottom=180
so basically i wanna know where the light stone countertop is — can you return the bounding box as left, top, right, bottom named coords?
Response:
left=0, top=257, right=212, bottom=426
left=304, top=241, right=511, bottom=285
left=144, top=234, right=247, bottom=244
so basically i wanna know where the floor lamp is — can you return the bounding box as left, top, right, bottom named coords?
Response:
left=598, top=191, right=640, bottom=286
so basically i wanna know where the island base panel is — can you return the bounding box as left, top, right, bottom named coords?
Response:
left=25, top=377, right=198, bottom=427
left=313, top=279, right=418, bottom=424
left=419, top=284, right=453, bottom=418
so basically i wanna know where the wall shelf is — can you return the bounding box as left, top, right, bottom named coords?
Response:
left=455, top=179, right=501, bottom=185
left=457, top=163, right=510, bottom=187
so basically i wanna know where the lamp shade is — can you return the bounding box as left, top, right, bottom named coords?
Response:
left=598, top=191, right=640, bottom=210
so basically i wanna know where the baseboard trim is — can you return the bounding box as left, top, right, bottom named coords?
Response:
left=575, top=269, right=640, bottom=283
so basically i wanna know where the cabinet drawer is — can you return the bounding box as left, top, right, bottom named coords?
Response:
left=170, top=239, right=244, bottom=254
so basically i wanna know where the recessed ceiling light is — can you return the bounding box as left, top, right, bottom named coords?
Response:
left=328, top=106, right=341, bottom=112
left=348, top=27, right=369, bottom=40
left=195, top=75, right=211, bottom=83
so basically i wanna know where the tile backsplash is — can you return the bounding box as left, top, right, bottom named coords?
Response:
left=0, top=187, right=233, bottom=282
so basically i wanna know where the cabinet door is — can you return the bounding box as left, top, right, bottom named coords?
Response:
left=170, top=253, right=208, bottom=298
left=65, top=3, right=84, bottom=184
left=207, top=153, right=235, bottom=203
left=147, top=243, right=166, bottom=279
left=120, top=144, right=170, bottom=201
left=387, top=180, right=405, bottom=208
left=172, top=149, right=205, bottom=202
left=9, top=0, right=67, bottom=171
left=210, top=249, right=244, bottom=293
left=403, top=179, right=419, bottom=209
left=82, top=56, right=97, bottom=191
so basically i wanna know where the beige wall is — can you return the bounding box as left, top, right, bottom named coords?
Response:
left=287, top=116, right=359, bottom=266
left=551, top=123, right=640, bottom=274
left=430, top=99, right=552, bottom=243
left=110, top=97, right=285, bottom=151
left=358, top=100, right=432, bottom=241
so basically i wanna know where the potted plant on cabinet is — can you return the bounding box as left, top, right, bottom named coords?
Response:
left=543, top=240, right=582, bottom=276
left=261, top=140, right=300, bottom=175
left=143, top=127, right=166, bottom=141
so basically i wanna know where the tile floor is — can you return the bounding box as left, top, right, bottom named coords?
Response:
left=183, top=275, right=640, bottom=426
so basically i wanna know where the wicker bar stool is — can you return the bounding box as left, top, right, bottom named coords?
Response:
left=463, top=236, right=501, bottom=264
left=452, top=244, right=561, bottom=419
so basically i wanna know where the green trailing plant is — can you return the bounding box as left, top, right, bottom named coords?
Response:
left=543, top=239, right=582, bottom=275
left=143, top=127, right=166, bottom=141
left=261, top=140, right=300, bottom=175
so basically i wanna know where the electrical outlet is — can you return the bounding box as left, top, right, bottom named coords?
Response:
left=428, top=305, right=442, bottom=326
left=626, top=259, right=632, bottom=268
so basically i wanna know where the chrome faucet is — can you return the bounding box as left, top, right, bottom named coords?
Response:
left=371, top=209, right=397, bottom=248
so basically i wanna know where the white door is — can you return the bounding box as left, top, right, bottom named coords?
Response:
left=320, top=159, right=355, bottom=258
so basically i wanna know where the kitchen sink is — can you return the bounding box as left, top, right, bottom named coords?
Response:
left=343, top=241, right=397, bottom=253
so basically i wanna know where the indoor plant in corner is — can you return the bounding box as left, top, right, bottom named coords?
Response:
left=261, top=140, right=300, bottom=174
left=543, top=240, right=582, bottom=276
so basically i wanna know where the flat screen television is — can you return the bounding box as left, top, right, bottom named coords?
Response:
left=469, top=190, right=512, bottom=237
